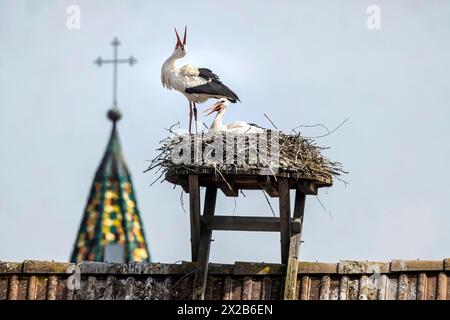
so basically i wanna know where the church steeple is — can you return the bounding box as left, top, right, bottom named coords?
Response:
left=71, top=38, right=149, bottom=263
left=71, top=110, right=150, bottom=263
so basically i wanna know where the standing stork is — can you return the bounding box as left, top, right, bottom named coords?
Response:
left=161, top=27, right=240, bottom=133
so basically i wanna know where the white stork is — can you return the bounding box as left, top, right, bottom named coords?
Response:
left=161, top=27, right=240, bottom=133
left=204, top=98, right=264, bottom=134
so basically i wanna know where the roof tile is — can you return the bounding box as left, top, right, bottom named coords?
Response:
left=390, top=260, right=444, bottom=272
left=298, top=262, right=337, bottom=274
left=338, top=261, right=389, bottom=274
left=22, top=260, right=73, bottom=274
left=0, top=262, right=22, bottom=274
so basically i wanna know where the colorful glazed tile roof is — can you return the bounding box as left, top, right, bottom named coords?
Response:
left=71, top=112, right=150, bottom=263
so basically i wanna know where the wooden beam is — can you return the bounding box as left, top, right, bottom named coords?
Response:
left=180, top=182, right=189, bottom=193
left=278, top=178, right=291, bottom=264
left=202, top=216, right=279, bottom=232
left=202, top=216, right=300, bottom=233
left=193, top=187, right=218, bottom=300
left=217, top=181, right=238, bottom=197
left=298, top=180, right=317, bottom=195
left=284, top=189, right=306, bottom=300
left=293, top=190, right=306, bottom=219
left=188, top=175, right=201, bottom=261
left=257, top=176, right=279, bottom=197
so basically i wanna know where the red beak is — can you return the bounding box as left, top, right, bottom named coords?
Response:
left=174, top=26, right=187, bottom=48
left=204, top=102, right=223, bottom=116
left=174, top=27, right=182, bottom=48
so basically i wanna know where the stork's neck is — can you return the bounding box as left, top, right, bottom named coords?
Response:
left=210, top=107, right=227, bottom=131
left=162, top=53, right=180, bottom=72
left=161, top=53, right=182, bottom=89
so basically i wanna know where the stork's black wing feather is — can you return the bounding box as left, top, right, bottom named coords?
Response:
left=198, top=68, right=221, bottom=82
left=185, top=81, right=240, bottom=103
left=186, top=68, right=240, bottom=103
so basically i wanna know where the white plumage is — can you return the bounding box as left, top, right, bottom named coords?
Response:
left=205, top=98, right=264, bottom=134
left=161, top=27, right=240, bottom=133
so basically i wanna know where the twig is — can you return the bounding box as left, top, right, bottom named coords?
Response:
left=264, top=114, right=279, bottom=130
left=149, top=171, right=165, bottom=187
left=180, top=189, right=186, bottom=213
left=315, top=195, right=332, bottom=220
left=291, top=123, right=330, bottom=135
left=165, top=122, right=180, bottom=134
left=261, top=190, right=276, bottom=217
left=307, top=118, right=349, bottom=139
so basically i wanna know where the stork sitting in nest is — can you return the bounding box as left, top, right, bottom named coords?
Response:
left=204, top=98, right=264, bottom=134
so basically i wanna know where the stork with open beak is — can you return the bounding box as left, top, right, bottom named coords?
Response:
left=161, top=27, right=240, bottom=134
left=204, top=98, right=264, bottom=134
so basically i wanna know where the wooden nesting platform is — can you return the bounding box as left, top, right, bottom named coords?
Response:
left=165, top=166, right=332, bottom=197
left=165, top=166, right=333, bottom=300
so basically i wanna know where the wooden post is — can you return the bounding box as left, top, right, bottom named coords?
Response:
left=188, top=175, right=201, bottom=261
left=284, top=189, right=306, bottom=300
left=278, top=178, right=291, bottom=264
left=193, top=187, right=218, bottom=300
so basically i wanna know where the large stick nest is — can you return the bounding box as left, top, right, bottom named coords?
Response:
left=146, top=130, right=347, bottom=185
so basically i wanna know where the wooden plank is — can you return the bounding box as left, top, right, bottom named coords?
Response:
left=278, top=178, right=291, bottom=264
left=193, top=187, right=218, bottom=300
left=284, top=257, right=298, bottom=300
left=293, top=189, right=306, bottom=219
left=202, top=216, right=277, bottom=232
left=166, top=168, right=333, bottom=188
left=202, top=216, right=300, bottom=233
left=284, top=190, right=306, bottom=300
left=188, top=175, right=201, bottom=261
left=284, top=232, right=301, bottom=299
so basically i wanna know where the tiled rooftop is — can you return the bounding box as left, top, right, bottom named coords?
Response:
left=1, top=259, right=449, bottom=300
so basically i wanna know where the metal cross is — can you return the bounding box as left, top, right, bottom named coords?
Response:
left=94, top=37, right=137, bottom=109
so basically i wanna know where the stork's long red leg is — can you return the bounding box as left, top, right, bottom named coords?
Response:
left=193, top=102, right=198, bottom=133
left=188, top=102, right=193, bottom=134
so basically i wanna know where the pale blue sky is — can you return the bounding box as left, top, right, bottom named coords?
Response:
left=0, top=0, right=449, bottom=264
